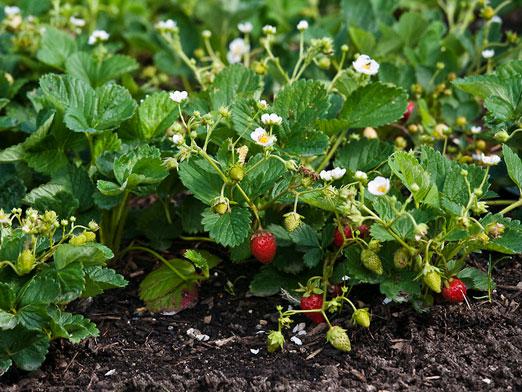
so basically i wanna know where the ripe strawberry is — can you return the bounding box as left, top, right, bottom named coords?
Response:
left=423, top=270, right=441, bottom=293
left=333, top=226, right=352, bottom=247
left=442, top=277, right=467, bottom=303
left=300, top=293, right=325, bottom=324
left=360, top=249, right=383, bottom=275
left=402, top=100, right=415, bottom=121
left=356, top=224, right=369, bottom=238
left=251, top=230, right=277, bottom=264
left=326, top=326, right=351, bottom=352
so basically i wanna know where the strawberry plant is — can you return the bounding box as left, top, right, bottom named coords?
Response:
left=0, top=208, right=126, bottom=374
left=0, top=0, right=521, bottom=360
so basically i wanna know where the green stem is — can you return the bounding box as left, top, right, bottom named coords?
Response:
left=316, top=129, right=348, bottom=172
left=123, top=246, right=187, bottom=281
left=500, top=198, right=522, bottom=215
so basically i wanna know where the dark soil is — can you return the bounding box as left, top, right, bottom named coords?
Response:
left=1, top=254, right=521, bottom=392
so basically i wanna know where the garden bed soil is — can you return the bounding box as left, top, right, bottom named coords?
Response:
left=1, top=255, right=521, bottom=392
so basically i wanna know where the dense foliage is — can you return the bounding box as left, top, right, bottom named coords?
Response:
left=0, top=0, right=521, bottom=366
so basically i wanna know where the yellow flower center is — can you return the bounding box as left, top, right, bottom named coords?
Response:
left=377, top=184, right=388, bottom=193
left=259, top=134, right=269, bottom=144
left=363, top=62, right=372, bottom=70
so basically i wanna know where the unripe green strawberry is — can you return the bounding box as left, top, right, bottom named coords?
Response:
left=16, top=249, right=35, bottom=275
left=423, top=270, right=441, bottom=293
left=69, top=233, right=87, bottom=246
left=213, top=202, right=229, bottom=215
left=326, top=326, right=351, bottom=352
left=229, top=165, right=245, bottom=182
left=212, top=197, right=230, bottom=215
left=393, top=247, right=411, bottom=269
left=353, top=308, right=371, bottom=328
left=83, top=231, right=96, bottom=242
left=360, top=249, right=383, bottom=275
left=283, top=212, right=302, bottom=232
left=267, top=330, right=285, bottom=353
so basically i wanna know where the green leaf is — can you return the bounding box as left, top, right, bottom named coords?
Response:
left=502, top=145, right=522, bottom=191
left=129, top=91, right=179, bottom=140
left=457, top=267, right=492, bottom=291
left=201, top=207, right=252, bottom=247
left=82, top=266, right=127, bottom=297
left=388, top=151, right=439, bottom=206
left=340, top=82, right=408, bottom=128
left=0, top=310, right=17, bottom=330
left=335, top=139, right=394, bottom=172
left=23, top=184, right=79, bottom=218
left=64, top=83, right=137, bottom=133
left=110, top=145, right=169, bottom=192
left=0, top=327, right=49, bottom=372
left=66, top=52, right=139, bottom=87
left=18, top=262, right=85, bottom=306
left=54, top=243, right=113, bottom=270
left=273, top=80, right=330, bottom=156
left=241, top=155, right=286, bottom=199
left=139, top=260, right=199, bottom=312
left=181, top=197, right=206, bottom=234
left=37, top=27, right=77, bottom=69
left=178, top=159, right=223, bottom=205
left=249, top=265, right=300, bottom=297
left=209, top=64, right=262, bottom=110
left=49, top=309, right=99, bottom=343
left=15, top=303, right=50, bottom=331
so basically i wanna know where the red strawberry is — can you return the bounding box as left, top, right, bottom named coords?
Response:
left=356, top=224, right=369, bottom=238
left=402, top=100, right=415, bottom=121
left=442, top=278, right=467, bottom=303
left=333, top=226, right=352, bottom=247
left=300, top=293, right=325, bottom=324
left=251, top=230, right=277, bottom=264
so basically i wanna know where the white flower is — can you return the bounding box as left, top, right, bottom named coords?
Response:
left=262, top=25, right=276, bottom=35
left=297, top=20, right=309, bottom=31
left=4, top=6, right=20, bottom=16
left=70, top=16, right=86, bottom=27
left=352, top=54, right=379, bottom=75
left=341, top=275, right=350, bottom=282
left=319, top=167, right=346, bottom=181
left=257, top=99, right=268, bottom=110
left=88, top=30, right=110, bottom=45
left=238, top=21, right=253, bottom=33
left=251, top=127, right=276, bottom=147
left=368, top=176, right=390, bottom=196
left=491, top=16, right=502, bottom=24
left=155, top=19, right=177, bottom=33
left=169, top=90, right=188, bottom=103
left=261, top=113, right=282, bottom=126
left=227, top=37, right=250, bottom=64
left=172, top=133, right=184, bottom=145
left=481, top=154, right=501, bottom=166
left=290, top=336, right=303, bottom=346
left=482, top=49, right=495, bottom=59
left=354, top=170, right=368, bottom=181
left=471, top=126, right=482, bottom=134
